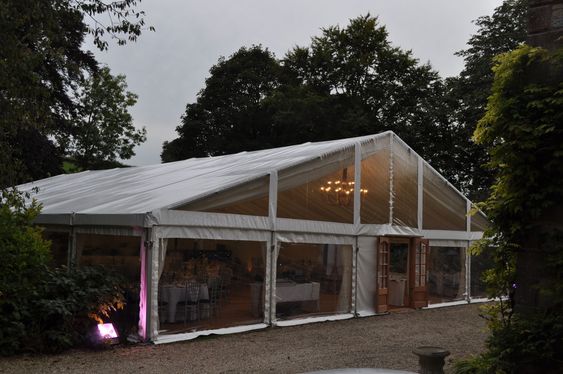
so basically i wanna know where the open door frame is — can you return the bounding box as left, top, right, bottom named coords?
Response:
left=409, top=237, right=429, bottom=309
left=375, top=237, right=391, bottom=313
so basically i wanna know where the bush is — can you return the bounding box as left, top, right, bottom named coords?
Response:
left=0, top=189, right=126, bottom=355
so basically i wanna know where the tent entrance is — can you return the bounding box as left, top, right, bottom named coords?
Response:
left=376, top=237, right=429, bottom=312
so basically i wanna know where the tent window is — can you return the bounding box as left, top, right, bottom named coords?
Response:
left=43, top=231, right=69, bottom=267
left=471, top=210, right=489, bottom=231
left=277, top=151, right=356, bottom=223
left=158, top=238, right=266, bottom=334
left=427, top=246, right=466, bottom=304
left=422, top=165, right=466, bottom=230
left=76, top=234, right=141, bottom=336
left=393, top=142, right=418, bottom=228
left=275, top=243, right=353, bottom=320
left=175, top=176, right=269, bottom=217
left=360, top=148, right=390, bottom=224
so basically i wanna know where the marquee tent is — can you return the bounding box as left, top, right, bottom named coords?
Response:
left=19, top=131, right=490, bottom=344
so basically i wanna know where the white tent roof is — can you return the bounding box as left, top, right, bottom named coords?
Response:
left=20, top=131, right=485, bottom=233
left=19, top=133, right=389, bottom=216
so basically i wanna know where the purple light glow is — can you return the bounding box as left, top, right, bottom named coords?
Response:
left=97, top=323, right=118, bottom=339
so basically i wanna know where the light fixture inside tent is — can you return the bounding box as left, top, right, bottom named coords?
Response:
left=320, top=168, right=367, bottom=207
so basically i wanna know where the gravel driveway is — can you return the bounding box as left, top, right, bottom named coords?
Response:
left=0, top=304, right=488, bottom=373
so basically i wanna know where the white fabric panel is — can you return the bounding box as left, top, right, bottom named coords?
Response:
left=154, top=225, right=270, bottom=242
left=154, top=323, right=268, bottom=345
left=356, top=236, right=377, bottom=315
left=337, top=246, right=353, bottom=311
left=154, top=210, right=270, bottom=230
left=423, top=230, right=483, bottom=241
left=275, top=218, right=355, bottom=236
left=149, top=236, right=160, bottom=339
left=274, top=313, right=353, bottom=327
left=268, top=170, right=278, bottom=228
left=275, top=232, right=355, bottom=245
left=429, top=239, right=470, bottom=248
left=356, top=224, right=422, bottom=237
left=74, top=226, right=144, bottom=237
left=138, top=236, right=148, bottom=340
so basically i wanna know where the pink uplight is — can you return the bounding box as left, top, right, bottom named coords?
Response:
left=97, top=323, right=118, bottom=339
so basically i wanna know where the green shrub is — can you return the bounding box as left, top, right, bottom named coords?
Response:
left=0, top=189, right=126, bottom=355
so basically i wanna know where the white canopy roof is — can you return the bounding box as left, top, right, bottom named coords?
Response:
left=19, top=131, right=485, bottom=233
left=19, top=133, right=387, bottom=216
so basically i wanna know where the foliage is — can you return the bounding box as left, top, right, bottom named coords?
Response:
left=162, top=46, right=282, bottom=161
left=66, top=66, right=146, bottom=170
left=455, top=46, right=563, bottom=373
left=0, top=189, right=126, bottom=355
left=163, top=15, right=454, bottom=182
left=0, top=0, right=152, bottom=187
left=447, top=0, right=528, bottom=199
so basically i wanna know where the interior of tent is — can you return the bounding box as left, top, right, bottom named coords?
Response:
left=27, top=132, right=493, bottom=343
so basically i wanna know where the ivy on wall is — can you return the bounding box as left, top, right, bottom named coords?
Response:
left=457, top=45, right=563, bottom=373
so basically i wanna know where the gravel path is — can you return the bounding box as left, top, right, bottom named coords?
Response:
left=0, top=304, right=488, bottom=373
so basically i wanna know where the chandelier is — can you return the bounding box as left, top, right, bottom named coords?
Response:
left=319, top=168, right=368, bottom=207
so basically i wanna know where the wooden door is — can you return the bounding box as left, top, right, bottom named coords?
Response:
left=409, top=238, right=429, bottom=308
left=376, top=237, right=390, bottom=313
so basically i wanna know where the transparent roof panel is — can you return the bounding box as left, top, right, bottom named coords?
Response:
left=392, top=140, right=418, bottom=228
left=175, top=176, right=269, bottom=216
left=360, top=147, right=390, bottom=224
left=422, top=164, right=467, bottom=230
left=277, top=149, right=356, bottom=223
left=471, top=210, right=489, bottom=231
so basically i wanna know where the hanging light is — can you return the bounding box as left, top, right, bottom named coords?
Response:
left=320, top=168, right=368, bottom=207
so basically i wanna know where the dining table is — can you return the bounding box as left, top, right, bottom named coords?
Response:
left=160, top=282, right=209, bottom=323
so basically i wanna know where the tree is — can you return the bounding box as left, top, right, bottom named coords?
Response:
left=0, top=0, right=152, bottom=186
left=455, top=45, right=563, bottom=374
left=164, top=15, right=454, bottom=179
left=162, top=46, right=282, bottom=161
left=447, top=0, right=528, bottom=199
left=66, top=67, right=146, bottom=170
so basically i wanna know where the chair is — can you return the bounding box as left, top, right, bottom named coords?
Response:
left=208, top=277, right=222, bottom=317
left=184, top=282, right=200, bottom=324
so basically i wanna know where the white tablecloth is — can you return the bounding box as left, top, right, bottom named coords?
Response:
left=160, top=283, right=209, bottom=323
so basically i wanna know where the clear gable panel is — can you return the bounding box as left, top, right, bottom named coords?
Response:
left=175, top=176, right=269, bottom=216
left=471, top=210, right=489, bottom=231
left=361, top=144, right=390, bottom=224
left=392, top=141, right=418, bottom=228
left=158, top=238, right=266, bottom=333
left=422, top=164, right=466, bottom=230
left=276, top=242, right=353, bottom=320
left=277, top=149, right=356, bottom=223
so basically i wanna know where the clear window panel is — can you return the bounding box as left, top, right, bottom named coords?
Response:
left=43, top=231, right=69, bottom=267
left=393, top=142, right=418, bottom=228
left=423, top=165, right=466, bottom=230
left=175, top=176, right=269, bottom=216
left=76, top=234, right=142, bottom=338
left=158, top=239, right=266, bottom=334
left=471, top=210, right=489, bottom=232
left=427, top=246, right=466, bottom=304
left=277, top=152, right=356, bottom=223
left=361, top=148, right=390, bottom=224
left=276, top=243, right=353, bottom=320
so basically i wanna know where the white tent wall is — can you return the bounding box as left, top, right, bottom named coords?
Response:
left=356, top=236, right=378, bottom=316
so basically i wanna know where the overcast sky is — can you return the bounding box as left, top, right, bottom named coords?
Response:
left=90, top=0, right=503, bottom=166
